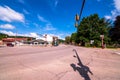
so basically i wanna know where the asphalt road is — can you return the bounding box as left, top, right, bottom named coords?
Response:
left=0, top=45, right=120, bottom=80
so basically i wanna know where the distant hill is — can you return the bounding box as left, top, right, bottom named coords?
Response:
left=0, top=33, right=35, bottom=40
left=0, top=33, right=8, bottom=40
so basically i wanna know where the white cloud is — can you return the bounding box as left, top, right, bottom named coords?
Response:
left=97, top=0, right=101, bottom=2
left=33, top=23, right=39, bottom=27
left=50, top=33, right=63, bottom=39
left=27, top=33, right=39, bottom=38
left=105, top=0, right=120, bottom=21
left=114, top=0, right=120, bottom=11
left=45, top=32, right=69, bottom=40
left=0, top=30, right=16, bottom=36
left=0, top=30, right=40, bottom=38
left=0, top=6, right=25, bottom=22
left=55, top=0, right=59, bottom=7
left=0, top=30, right=65, bottom=40
left=57, top=33, right=70, bottom=40
left=48, top=0, right=59, bottom=10
left=104, top=15, right=112, bottom=20
left=24, top=33, right=47, bottom=39
left=21, top=33, right=38, bottom=38
left=18, top=0, right=25, bottom=4
left=0, top=24, right=15, bottom=29
left=111, top=10, right=120, bottom=20
left=23, top=9, right=29, bottom=14
left=44, top=23, right=56, bottom=31
left=37, top=14, right=56, bottom=31
left=38, top=15, right=48, bottom=22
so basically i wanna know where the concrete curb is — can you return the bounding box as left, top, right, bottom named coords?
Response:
left=114, top=52, right=120, bottom=55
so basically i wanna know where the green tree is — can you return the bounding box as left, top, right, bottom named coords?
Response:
left=0, top=33, right=8, bottom=40
left=58, top=39, right=65, bottom=44
left=65, top=36, right=71, bottom=44
left=76, top=14, right=111, bottom=47
left=71, top=33, right=76, bottom=43
left=110, top=15, right=120, bottom=46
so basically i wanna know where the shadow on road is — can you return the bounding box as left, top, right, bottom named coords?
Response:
left=70, top=49, right=93, bottom=80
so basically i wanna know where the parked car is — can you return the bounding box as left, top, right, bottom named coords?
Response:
left=6, top=43, right=14, bottom=47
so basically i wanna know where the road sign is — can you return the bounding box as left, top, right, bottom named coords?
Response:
left=90, top=40, right=94, bottom=44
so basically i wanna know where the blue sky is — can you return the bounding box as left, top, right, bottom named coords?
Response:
left=0, top=0, right=120, bottom=39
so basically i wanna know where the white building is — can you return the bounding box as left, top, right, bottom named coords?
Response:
left=36, top=34, right=58, bottom=46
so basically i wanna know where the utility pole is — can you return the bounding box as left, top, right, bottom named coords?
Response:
left=74, top=0, right=86, bottom=46
left=100, top=35, right=104, bottom=49
left=75, top=0, right=86, bottom=27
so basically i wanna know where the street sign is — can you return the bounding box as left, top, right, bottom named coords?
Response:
left=100, top=35, right=104, bottom=38
left=90, top=40, right=94, bottom=44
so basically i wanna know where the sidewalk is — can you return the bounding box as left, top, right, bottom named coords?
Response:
left=0, top=45, right=6, bottom=48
